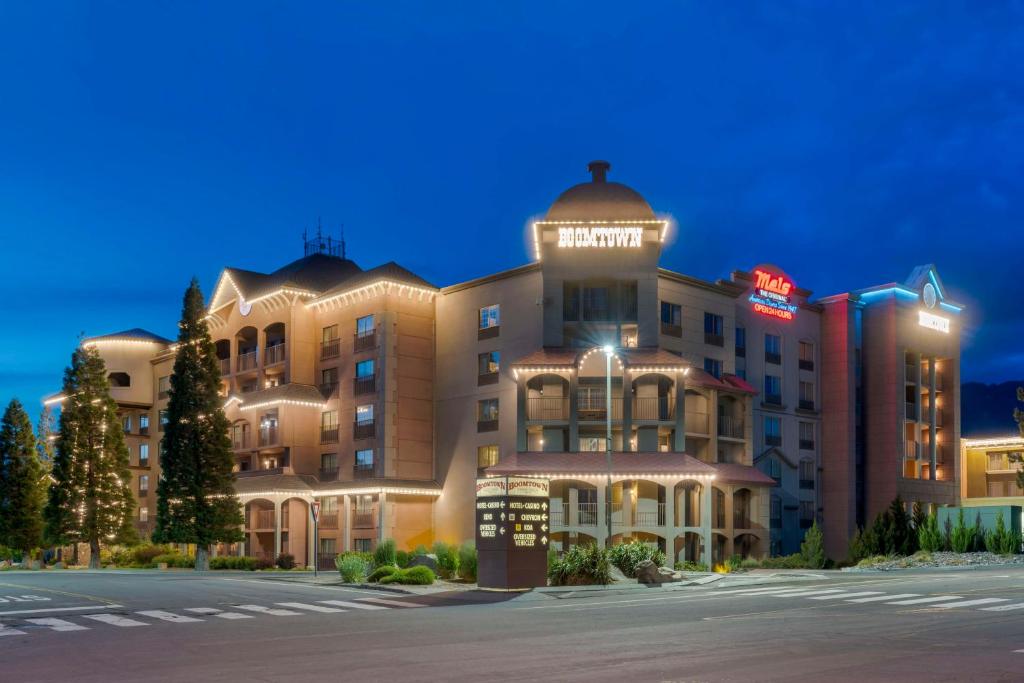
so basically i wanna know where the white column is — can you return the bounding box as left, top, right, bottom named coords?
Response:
left=568, top=486, right=579, bottom=527
left=663, top=480, right=676, bottom=563
left=342, top=494, right=352, bottom=552
left=701, top=482, right=713, bottom=565
left=377, top=492, right=388, bottom=543
left=273, top=500, right=283, bottom=558
left=596, top=484, right=608, bottom=547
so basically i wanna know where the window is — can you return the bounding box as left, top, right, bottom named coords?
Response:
left=321, top=410, right=339, bottom=444
left=563, top=282, right=580, bottom=321
left=108, top=372, right=131, bottom=388
left=139, top=444, right=149, bottom=467
left=764, top=375, right=781, bottom=405
left=356, top=404, right=374, bottom=425
left=158, top=375, right=171, bottom=399
left=799, top=341, right=815, bottom=371
left=354, top=538, right=372, bottom=553
left=122, top=414, right=132, bottom=433
left=319, top=538, right=337, bottom=556
left=322, top=324, right=339, bottom=342
left=765, top=334, right=781, bottom=364
left=580, top=437, right=608, bottom=452
left=764, top=415, right=782, bottom=447
left=799, top=458, right=815, bottom=489
left=477, top=399, right=499, bottom=432
left=320, top=453, right=338, bottom=472
left=479, top=304, right=500, bottom=329
left=139, top=507, right=149, bottom=523
left=139, top=414, right=149, bottom=435
left=478, top=351, right=500, bottom=385
left=704, top=358, right=722, bottom=380
left=799, top=381, right=815, bottom=410
left=735, top=327, right=746, bottom=357
left=770, top=496, right=782, bottom=528
left=660, top=302, right=682, bottom=336
left=320, top=367, right=338, bottom=391
left=477, top=445, right=499, bottom=469
left=704, top=312, right=724, bottom=346
left=764, top=457, right=782, bottom=482
left=355, top=449, right=374, bottom=471
left=158, top=409, right=169, bottom=431
left=799, top=501, right=815, bottom=528
left=356, top=315, right=375, bottom=337
left=356, top=359, right=375, bottom=378
left=321, top=497, right=338, bottom=514
left=799, top=421, right=815, bottom=450
left=139, top=475, right=149, bottom=494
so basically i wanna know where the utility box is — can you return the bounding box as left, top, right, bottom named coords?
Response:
left=476, top=477, right=550, bottom=590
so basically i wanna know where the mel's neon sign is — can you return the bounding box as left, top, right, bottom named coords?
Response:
left=557, top=226, right=643, bottom=249
left=749, top=268, right=798, bottom=321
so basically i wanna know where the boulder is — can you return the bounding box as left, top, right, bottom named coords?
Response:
left=635, top=560, right=683, bottom=585
left=407, top=554, right=439, bottom=573
left=609, top=565, right=629, bottom=583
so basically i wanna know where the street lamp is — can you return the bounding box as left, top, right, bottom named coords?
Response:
left=602, top=344, right=614, bottom=548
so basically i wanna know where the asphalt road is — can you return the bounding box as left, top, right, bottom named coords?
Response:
left=2, top=567, right=1024, bottom=682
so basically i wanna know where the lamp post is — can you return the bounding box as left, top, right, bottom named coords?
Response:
left=602, top=344, right=614, bottom=548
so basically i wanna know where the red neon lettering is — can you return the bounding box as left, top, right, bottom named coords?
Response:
left=753, top=303, right=794, bottom=321
left=754, top=269, right=793, bottom=297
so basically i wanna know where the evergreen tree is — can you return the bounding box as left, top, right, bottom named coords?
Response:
left=43, top=345, right=136, bottom=567
left=799, top=521, right=826, bottom=568
left=888, top=496, right=914, bottom=555
left=153, top=279, right=243, bottom=570
left=911, top=501, right=927, bottom=534
left=0, top=399, right=46, bottom=557
left=35, top=405, right=56, bottom=473
left=1015, top=387, right=1024, bottom=490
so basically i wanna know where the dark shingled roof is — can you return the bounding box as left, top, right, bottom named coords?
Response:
left=84, top=328, right=173, bottom=345
left=233, top=383, right=326, bottom=407
left=485, top=452, right=718, bottom=477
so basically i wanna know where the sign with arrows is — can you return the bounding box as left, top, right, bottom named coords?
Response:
left=475, top=477, right=550, bottom=590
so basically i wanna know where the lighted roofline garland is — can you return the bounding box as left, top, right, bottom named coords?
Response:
left=236, top=486, right=441, bottom=499
left=482, top=473, right=717, bottom=482
left=307, top=279, right=437, bottom=311
left=83, top=338, right=167, bottom=347
left=530, top=219, right=670, bottom=261
left=238, top=398, right=328, bottom=412
left=962, top=436, right=1024, bottom=448
left=209, top=271, right=318, bottom=313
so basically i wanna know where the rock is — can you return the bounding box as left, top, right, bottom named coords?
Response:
left=609, top=565, right=629, bottom=583
left=635, top=560, right=683, bottom=584
left=407, top=554, right=438, bottom=573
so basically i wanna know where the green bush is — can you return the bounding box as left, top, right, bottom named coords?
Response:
left=457, top=542, right=477, bottom=582
left=152, top=553, right=194, bottom=569
left=984, top=511, right=1021, bottom=555
left=548, top=544, right=611, bottom=586
left=674, top=560, right=709, bottom=572
left=432, top=542, right=460, bottom=579
left=725, top=554, right=743, bottom=572
left=379, top=565, right=435, bottom=585
left=131, top=544, right=171, bottom=567
left=918, top=513, right=943, bottom=552
left=275, top=553, right=296, bottom=570
left=800, top=521, right=826, bottom=569
left=395, top=550, right=411, bottom=568
left=255, top=556, right=275, bottom=570
left=210, top=556, right=259, bottom=571
left=337, top=554, right=370, bottom=583
left=608, top=540, right=667, bottom=578
left=367, top=565, right=400, bottom=583
left=374, top=539, right=397, bottom=569
left=951, top=508, right=973, bottom=553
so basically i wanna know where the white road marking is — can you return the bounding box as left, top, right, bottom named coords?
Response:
left=846, top=594, right=919, bottom=603
left=356, top=597, right=425, bottom=608
left=712, top=586, right=816, bottom=595
left=276, top=602, right=344, bottom=613
left=769, top=589, right=846, bottom=598
left=886, top=596, right=962, bottom=606
left=25, top=617, right=90, bottom=632
left=807, top=592, right=883, bottom=600
left=82, top=613, right=148, bottom=627
left=981, top=603, right=1024, bottom=612
left=184, top=607, right=253, bottom=620
left=233, top=604, right=302, bottom=616
left=136, top=610, right=204, bottom=623
left=216, top=578, right=394, bottom=596
left=0, top=604, right=123, bottom=617
left=0, top=624, right=26, bottom=636
left=319, top=600, right=388, bottom=611
left=930, top=598, right=1009, bottom=609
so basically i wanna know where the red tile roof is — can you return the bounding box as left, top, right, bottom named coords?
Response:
left=485, top=451, right=717, bottom=477
left=710, top=463, right=778, bottom=486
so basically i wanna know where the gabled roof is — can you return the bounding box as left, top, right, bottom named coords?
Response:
left=83, top=328, right=173, bottom=345
left=228, top=383, right=327, bottom=411
left=485, top=451, right=718, bottom=477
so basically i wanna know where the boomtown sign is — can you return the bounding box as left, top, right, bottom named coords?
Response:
left=557, top=226, right=644, bottom=249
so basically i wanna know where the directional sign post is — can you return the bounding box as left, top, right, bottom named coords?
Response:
left=310, top=501, right=321, bottom=578
left=475, top=477, right=550, bottom=590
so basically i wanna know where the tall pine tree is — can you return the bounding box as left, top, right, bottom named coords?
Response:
left=154, top=279, right=243, bottom=570
left=43, top=345, right=136, bottom=568
left=0, top=399, right=46, bottom=558
left=35, top=404, right=56, bottom=473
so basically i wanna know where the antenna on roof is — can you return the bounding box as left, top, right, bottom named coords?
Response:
left=340, top=224, right=346, bottom=259
left=303, top=218, right=344, bottom=258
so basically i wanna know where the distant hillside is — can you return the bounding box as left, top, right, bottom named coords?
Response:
left=961, top=381, right=1024, bottom=437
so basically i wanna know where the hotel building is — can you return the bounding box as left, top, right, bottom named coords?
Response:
left=50, top=161, right=965, bottom=564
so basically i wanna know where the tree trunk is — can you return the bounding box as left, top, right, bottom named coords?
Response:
left=88, top=539, right=101, bottom=569
left=195, top=545, right=210, bottom=571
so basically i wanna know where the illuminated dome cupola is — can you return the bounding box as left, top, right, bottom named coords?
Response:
left=544, top=160, right=656, bottom=222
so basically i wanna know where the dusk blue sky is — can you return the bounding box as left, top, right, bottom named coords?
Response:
left=2, top=2, right=1021, bottom=423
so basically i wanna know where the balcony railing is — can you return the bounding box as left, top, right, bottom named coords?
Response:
left=765, top=351, right=782, bottom=365
left=354, top=375, right=376, bottom=395
left=550, top=502, right=599, bottom=527
left=352, top=510, right=376, bottom=528
left=905, top=364, right=917, bottom=382
left=354, top=461, right=375, bottom=478
left=765, top=434, right=782, bottom=448
left=139, top=424, right=149, bottom=436
left=577, top=396, right=623, bottom=421
left=354, top=330, right=377, bottom=353
left=321, top=426, right=340, bottom=444
left=905, top=440, right=920, bottom=459
left=906, top=402, right=917, bottom=420
left=354, top=421, right=375, bottom=440
left=218, top=358, right=231, bottom=375
left=799, top=438, right=815, bottom=451
left=798, top=399, right=815, bottom=411
left=633, top=504, right=667, bottom=527
left=527, top=397, right=569, bottom=421
left=799, top=359, right=814, bottom=371
left=550, top=502, right=569, bottom=527
left=718, top=415, right=744, bottom=439
left=254, top=509, right=275, bottom=529
left=577, top=502, right=599, bottom=526
left=633, top=396, right=675, bottom=421
left=799, top=478, right=815, bottom=490
left=319, top=513, right=339, bottom=529
left=265, top=343, right=286, bottom=366
left=660, top=322, right=682, bottom=338
left=319, top=382, right=338, bottom=397
left=685, top=411, right=709, bottom=434
left=319, top=467, right=339, bottom=482
left=321, top=338, right=340, bottom=360
left=763, top=394, right=782, bottom=406
left=237, top=350, right=258, bottom=372
left=232, top=434, right=250, bottom=450
left=258, top=427, right=278, bottom=447
left=704, top=332, right=724, bottom=347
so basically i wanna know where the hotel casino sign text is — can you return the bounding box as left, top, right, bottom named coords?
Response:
left=475, top=477, right=550, bottom=589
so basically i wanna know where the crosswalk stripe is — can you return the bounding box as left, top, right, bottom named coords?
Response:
left=136, top=610, right=203, bottom=623
left=276, top=602, right=344, bottom=613
left=931, top=598, right=1009, bottom=609
left=82, top=614, right=148, bottom=627
left=356, top=597, right=425, bottom=608
left=807, top=592, right=883, bottom=601
left=319, top=600, right=388, bottom=611
left=234, top=604, right=302, bottom=616
left=769, top=589, right=845, bottom=598
left=25, top=617, right=89, bottom=632
left=846, top=593, right=919, bottom=603
left=713, top=586, right=812, bottom=595
left=184, top=608, right=252, bottom=620
left=886, top=596, right=962, bottom=605
left=981, top=603, right=1024, bottom=612
left=0, top=624, right=26, bottom=636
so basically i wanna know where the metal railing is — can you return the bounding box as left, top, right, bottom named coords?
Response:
left=237, top=350, right=258, bottom=372
left=319, top=513, right=339, bottom=529
left=685, top=411, right=709, bottom=434
left=660, top=322, right=682, bottom=337
left=255, top=510, right=275, bottom=529
left=354, top=330, right=376, bottom=353
left=799, top=359, right=814, bottom=371
left=763, top=394, right=782, bottom=406
left=526, top=397, right=569, bottom=420
left=718, top=415, right=744, bottom=439
left=354, top=462, right=375, bottom=478
left=232, top=433, right=250, bottom=450
left=550, top=503, right=569, bottom=527
left=354, top=375, right=376, bottom=395
left=354, top=421, right=375, bottom=440
left=905, top=364, right=917, bottom=382
left=633, top=396, right=674, bottom=421
left=905, top=440, right=920, bottom=459
left=576, top=395, right=623, bottom=421
left=577, top=502, right=598, bottom=526
left=799, top=438, right=815, bottom=450
left=258, top=426, right=278, bottom=447
left=352, top=510, right=376, bottom=528
left=633, top=504, right=666, bottom=527
left=219, top=358, right=231, bottom=375
left=319, top=382, right=338, bottom=397
left=319, top=467, right=339, bottom=482
left=320, top=426, right=340, bottom=444
left=264, top=342, right=286, bottom=366
left=321, top=338, right=341, bottom=360
left=798, top=399, right=815, bottom=411
left=905, top=402, right=917, bottom=419
left=765, top=351, right=782, bottom=365
left=704, top=332, right=724, bottom=347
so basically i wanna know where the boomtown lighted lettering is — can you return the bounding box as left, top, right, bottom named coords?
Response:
left=918, top=310, right=950, bottom=333
left=749, top=268, right=798, bottom=321
left=557, top=226, right=643, bottom=249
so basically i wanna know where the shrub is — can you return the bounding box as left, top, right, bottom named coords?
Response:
left=548, top=544, right=611, bottom=586
left=674, top=560, right=709, bottom=572
left=888, top=496, right=915, bottom=555
left=152, top=553, right=194, bottom=569
left=255, top=556, right=275, bottom=570
left=276, top=553, right=296, bottom=570
left=856, top=555, right=890, bottom=568
left=800, top=521, right=826, bottom=569
left=337, top=554, right=370, bottom=583
left=210, top=556, right=259, bottom=571
left=758, top=554, right=806, bottom=569
left=367, top=565, right=399, bottom=583
left=374, top=539, right=397, bottom=569
left=984, top=511, right=1021, bottom=555
left=950, top=508, right=973, bottom=553
left=379, top=565, right=435, bottom=585
left=739, top=558, right=761, bottom=569
left=131, top=544, right=171, bottom=567
left=918, top=513, right=943, bottom=553
left=457, top=542, right=478, bottom=582
left=395, top=550, right=411, bottom=568
left=432, top=541, right=460, bottom=579
left=609, top=540, right=667, bottom=578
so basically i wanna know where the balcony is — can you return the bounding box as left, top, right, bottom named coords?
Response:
left=352, top=509, right=376, bottom=528
left=321, top=426, right=340, bottom=444
left=321, top=338, right=341, bottom=360
left=798, top=399, right=815, bottom=411
left=551, top=502, right=599, bottom=527
left=685, top=411, right=709, bottom=434
left=354, top=421, right=376, bottom=440
left=319, top=467, right=339, bottom=482
left=735, top=346, right=746, bottom=358
left=354, top=375, right=376, bottom=395
left=905, top=440, right=920, bottom=459
left=905, top=402, right=917, bottom=420
left=577, top=396, right=623, bottom=421
left=237, top=350, right=258, bottom=372
left=232, top=433, right=250, bottom=450
left=354, top=330, right=376, bottom=353
left=704, top=332, right=724, bottom=347
left=253, top=509, right=276, bottom=529
left=799, top=478, right=815, bottom=490
left=139, top=424, right=149, bottom=436
left=218, top=358, right=231, bottom=376
left=319, top=382, right=338, bottom=398
left=477, top=371, right=499, bottom=387
left=660, top=322, right=682, bottom=338
left=265, top=343, right=286, bottom=366
left=258, top=426, right=278, bottom=448
left=799, top=438, right=815, bottom=451
left=765, top=351, right=781, bottom=365
left=527, top=397, right=569, bottom=421
left=476, top=419, right=498, bottom=433
left=765, top=434, right=782, bottom=448
left=718, top=415, right=744, bottom=439
left=633, top=396, right=675, bottom=421
left=354, top=461, right=375, bottom=478
left=577, top=502, right=599, bottom=526
left=632, top=504, right=667, bottom=527
left=763, top=394, right=782, bottom=407
left=905, top=364, right=917, bottom=382
left=319, top=513, right=339, bottom=530
left=799, top=359, right=814, bottom=371
left=550, top=502, right=569, bottom=527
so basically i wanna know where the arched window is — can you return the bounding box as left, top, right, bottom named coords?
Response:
left=108, top=372, right=131, bottom=387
